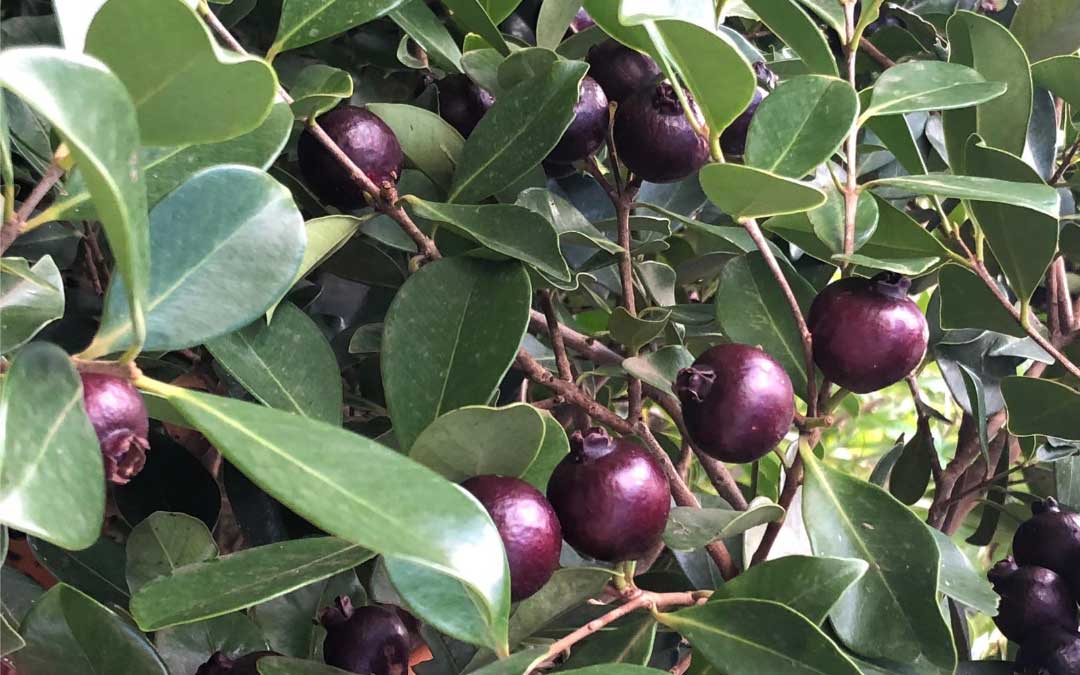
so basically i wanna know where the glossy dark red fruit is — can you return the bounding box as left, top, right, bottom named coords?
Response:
left=195, top=651, right=279, bottom=675
left=547, top=428, right=670, bottom=562
left=987, top=557, right=1078, bottom=643
left=586, top=40, right=660, bottom=103
left=674, top=344, right=795, bottom=463
left=438, top=74, right=494, bottom=138
left=1017, top=626, right=1080, bottom=675
left=463, top=475, right=562, bottom=601
left=297, top=106, right=404, bottom=210
left=1013, top=498, right=1080, bottom=592
left=808, top=272, right=928, bottom=393
left=547, top=75, right=609, bottom=164
left=80, top=373, right=150, bottom=485
left=719, top=87, right=764, bottom=157
left=613, top=83, right=709, bottom=184
left=320, top=598, right=410, bottom=675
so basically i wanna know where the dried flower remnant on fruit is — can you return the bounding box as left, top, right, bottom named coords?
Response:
left=808, top=272, right=928, bottom=393
left=320, top=597, right=410, bottom=675
left=195, top=651, right=279, bottom=675
left=675, top=344, right=795, bottom=463
left=547, top=427, right=670, bottom=562
left=614, top=83, right=710, bottom=184
left=987, top=557, right=1078, bottom=643
left=463, top=475, right=562, bottom=600
left=80, top=372, right=150, bottom=484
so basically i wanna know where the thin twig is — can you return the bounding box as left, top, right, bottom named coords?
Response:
left=616, top=187, right=644, bottom=423
left=1054, top=257, right=1074, bottom=330
left=1050, top=137, right=1080, bottom=184
left=842, top=2, right=860, bottom=265
left=1048, top=259, right=1063, bottom=337
left=858, top=37, right=896, bottom=68
left=540, top=290, right=575, bottom=383
left=0, top=161, right=63, bottom=254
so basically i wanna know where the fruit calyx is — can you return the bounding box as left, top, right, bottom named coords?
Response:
left=870, top=271, right=912, bottom=300
left=987, top=556, right=1020, bottom=587
left=318, top=595, right=355, bottom=628
left=673, top=364, right=716, bottom=403
left=1033, top=497, right=1062, bottom=516
left=652, top=83, right=685, bottom=116
left=570, top=427, right=615, bottom=460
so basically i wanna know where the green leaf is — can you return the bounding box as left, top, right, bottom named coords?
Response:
left=269, top=0, right=410, bottom=58
left=1010, top=0, right=1080, bottom=63
left=801, top=449, right=955, bottom=671
left=129, top=537, right=372, bottom=630
left=700, top=164, right=826, bottom=219
left=409, top=404, right=546, bottom=481
left=888, top=422, right=933, bottom=506
left=608, top=308, right=671, bottom=352
left=464, top=648, right=549, bottom=675
left=449, top=61, right=587, bottom=204
left=742, top=0, right=838, bottom=76
left=1002, top=377, right=1080, bottom=441
left=87, top=166, right=305, bottom=357
left=562, top=666, right=668, bottom=675
left=862, top=61, right=1006, bottom=119
left=0, top=255, right=63, bottom=354
left=561, top=616, right=657, bottom=669
left=808, top=184, right=878, bottom=255
left=1, top=609, right=24, bottom=658
left=866, top=111, right=930, bottom=176
left=442, top=0, right=510, bottom=55
left=519, top=413, right=569, bottom=492
left=498, top=48, right=561, bottom=90
left=929, top=529, right=998, bottom=616
left=390, top=1, right=463, bottom=73
left=258, top=656, right=358, bottom=675
left=716, top=252, right=817, bottom=398
left=622, top=346, right=694, bottom=393
left=382, top=258, right=531, bottom=451
left=1032, top=56, right=1080, bottom=113
left=0, top=342, right=104, bottom=550
left=205, top=303, right=343, bottom=425
left=641, top=19, right=757, bottom=139
left=283, top=214, right=366, bottom=302
left=866, top=174, right=1060, bottom=217
left=289, top=65, right=353, bottom=121
left=254, top=571, right=364, bottom=659
left=125, top=512, right=217, bottom=595
left=515, top=189, right=622, bottom=254
left=85, top=0, right=277, bottom=146
left=656, top=599, right=861, bottom=675
left=1057, top=457, right=1080, bottom=511
left=28, top=536, right=128, bottom=609
left=153, top=386, right=511, bottom=650
left=536, top=0, right=581, bottom=49
left=710, top=555, right=868, bottom=625
left=404, top=198, right=570, bottom=281
left=508, top=567, right=611, bottom=646
left=13, top=584, right=167, bottom=675
left=368, top=103, right=465, bottom=191
left=793, top=0, right=845, bottom=35
left=938, top=264, right=1024, bottom=338
left=0, top=47, right=149, bottom=349
left=52, top=0, right=108, bottom=51
left=746, top=76, right=857, bottom=178
left=663, top=499, right=785, bottom=551
left=155, top=613, right=269, bottom=675
left=942, top=11, right=1032, bottom=159
left=962, top=139, right=1057, bottom=303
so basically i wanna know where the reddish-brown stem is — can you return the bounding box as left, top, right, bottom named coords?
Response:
left=0, top=161, right=64, bottom=254
left=540, top=290, right=575, bottom=383
left=1048, top=261, right=1063, bottom=337
left=842, top=2, right=859, bottom=264
left=750, top=450, right=805, bottom=566
left=1053, top=257, right=1074, bottom=330
left=859, top=37, right=896, bottom=68
left=1050, top=137, right=1080, bottom=184
left=616, top=188, right=643, bottom=423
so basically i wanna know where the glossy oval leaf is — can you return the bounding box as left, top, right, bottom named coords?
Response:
left=866, top=174, right=1060, bottom=217
left=710, top=555, right=868, bottom=625
left=87, top=165, right=306, bottom=357
left=0, top=255, right=64, bottom=354
left=258, top=656, right=358, bottom=675
left=404, top=198, right=570, bottom=281
left=700, top=163, right=827, bottom=219
left=1010, top=0, right=1080, bottom=63
left=449, top=61, right=587, bottom=204
left=205, top=302, right=343, bottom=425
left=663, top=500, right=785, bottom=552
left=519, top=413, right=569, bottom=492
left=808, top=184, right=878, bottom=255
left=746, top=76, right=857, bottom=178
left=622, top=345, right=694, bottom=393
left=0, top=47, right=149, bottom=347
left=289, top=64, right=353, bottom=121
left=410, top=404, right=546, bottom=482
left=28, top=536, right=128, bottom=609
left=938, top=264, right=1025, bottom=338
left=148, top=386, right=511, bottom=651
left=657, top=598, right=861, bottom=675
left=369, top=103, right=465, bottom=192
left=382, top=258, right=531, bottom=451
left=390, top=1, right=463, bottom=73
left=129, top=536, right=372, bottom=630
left=561, top=616, right=657, bottom=669
left=508, top=567, right=612, bottom=646
left=85, top=0, right=277, bottom=146
left=0, top=342, right=104, bottom=550
left=929, top=529, right=998, bottom=616
left=800, top=449, right=956, bottom=671
left=155, top=612, right=269, bottom=675
left=1002, top=377, right=1080, bottom=441
left=269, top=0, right=410, bottom=58
left=1032, top=55, right=1080, bottom=113
left=13, top=584, right=167, bottom=675
left=716, top=252, right=817, bottom=398
left=742, top=0, right=837, bottom=76
left=862, top=61, right=1006, bottom=120
left=125, top=512, right=218, bottom=595
left=251, top=570, right=365, bottom=658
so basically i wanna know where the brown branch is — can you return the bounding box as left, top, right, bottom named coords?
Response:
left=942, top=431, right=1010, bottom=535
left=1048, top=259, right=1063, bottom=337
left=540, top=290, right=575, bottom=383
left=842, top=3, right=860, bottom=262
left=616, top=187, right=643, bottom=423
left=858, top=37, right=896, bottom=69
left=0, top=161, right=64, bottom=255
left=670, top=650, right=693, bottom=675
left=1050, top=137, right=1080, bottom=184
left=1054, top=257, right=1074, bottom=331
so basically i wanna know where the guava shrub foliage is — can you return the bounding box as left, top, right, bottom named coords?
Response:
left=3, top=0, right=1080, bottom=674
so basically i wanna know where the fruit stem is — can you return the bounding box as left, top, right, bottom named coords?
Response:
left=0, top=160, right=65, bottom=256
left=2, top=184, right=13, bottom=225
left=709, top=132, right=724, bottom=164
left=840, top=0, right=860, bottom=271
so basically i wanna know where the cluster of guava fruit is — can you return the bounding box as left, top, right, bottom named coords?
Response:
left=988, top=498, right=1080, bottom=674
